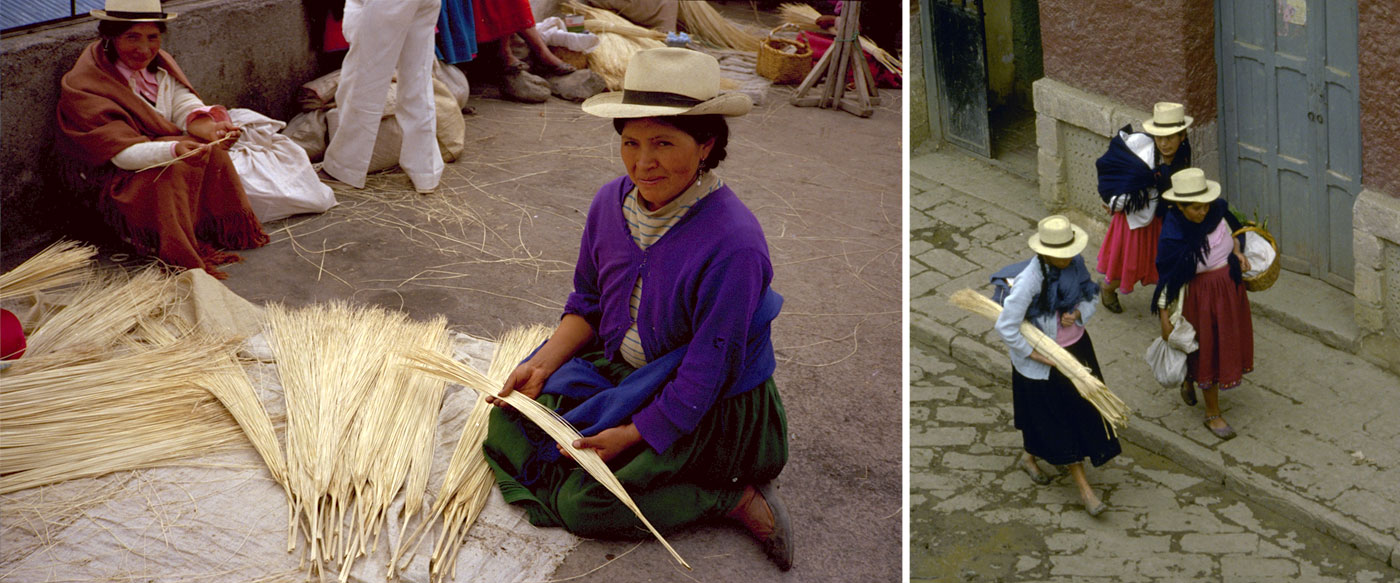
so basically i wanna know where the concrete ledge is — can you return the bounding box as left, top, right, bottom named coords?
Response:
left=1248, top=270, right=1362, bottom=353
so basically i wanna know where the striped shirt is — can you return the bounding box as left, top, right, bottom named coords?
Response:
left=617, top=171, right=722, bottom=368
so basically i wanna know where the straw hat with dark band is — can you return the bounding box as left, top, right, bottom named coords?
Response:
left=91, top=0, right=177, bottom=22
left=1161, top=168, right=1221, bottom=204
left=1142, top=102, right=1192, bottom=136
left=582, top=48, right=751, bottom=118
left=1027, top=215, right=1089, bottom=258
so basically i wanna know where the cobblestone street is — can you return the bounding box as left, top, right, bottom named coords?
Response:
left=910, top=342, right=1397, bottom=582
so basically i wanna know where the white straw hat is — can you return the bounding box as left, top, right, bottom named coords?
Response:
left=1142, top=102, right=1192, bottom=136
left=582, top=48, right=752, bottom=118
left=1027, top=215, right=1088, bottom=258
left=1161, top=168, right=1222, bottom=203
left=92, top=0, right=177, bottom=21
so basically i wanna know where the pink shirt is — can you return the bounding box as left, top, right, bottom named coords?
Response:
left=1197, top=221, right=1232, bottom=272
left=1055, top=313, right=1085, bottom=347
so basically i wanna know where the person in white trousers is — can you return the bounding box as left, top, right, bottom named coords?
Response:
left=323, top=0, right=443, bottom=194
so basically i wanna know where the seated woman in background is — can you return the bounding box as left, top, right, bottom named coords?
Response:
left=56, top=0, right=267, bottom=279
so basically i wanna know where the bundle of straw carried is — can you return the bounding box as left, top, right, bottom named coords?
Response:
left=406, top=332, right=692, bottom=570
left=778, top=3, right=902, bottom=77
left=948, top=288, right=1131, bottom=436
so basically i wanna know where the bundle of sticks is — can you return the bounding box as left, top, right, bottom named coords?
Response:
left=779, top=3, right=902, bottom=77
left=948, top=288, right=1132, bottom=436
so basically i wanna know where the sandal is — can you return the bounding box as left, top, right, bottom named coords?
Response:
left=535, top=61, right=577, bottom=76
left=1085, top=498, right=1107, bottom=517
left=1179, top=380, right=1197, bottom=406
left=1204, top=415, right=1236, bottom=440
left=728, top=482, right=794, bottom=571
left=1100, top=286, right=1123, bottom=313
left=1018, top=454, right=1051, bottom=485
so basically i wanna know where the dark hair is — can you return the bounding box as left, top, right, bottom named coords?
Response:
left=612, top=114, right=730, bottom=171
left=98, top=20, right=167, bottom=68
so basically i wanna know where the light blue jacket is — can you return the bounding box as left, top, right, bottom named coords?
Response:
left=994, top=258, right=1098, bottom=380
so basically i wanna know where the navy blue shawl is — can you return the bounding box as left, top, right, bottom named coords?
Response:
left=1150, top=199, right=1244, bottom=313
left=989, top=255, right=1098, bottom=319
left=1096, top=125, right=1192, bottom=216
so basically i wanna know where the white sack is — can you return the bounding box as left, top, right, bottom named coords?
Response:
left=228, top=109, right=338, bottom=223
left=282, top=109, right=328, bottom=161
left=1242, top=230, right=1276, bottom=279
left=433, top=59, right=472, bottom=110
left=535, top=17, right=601, bottom=53
left=1144, top=287, right=1197, bottom=388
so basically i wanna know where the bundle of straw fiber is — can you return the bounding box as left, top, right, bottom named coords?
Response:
left=406, top=330, right=692, bottom=570
left=191, top=352, right=291, bottom=502
left=677, top=1, right=762, bottom=52
left=948, top=288, right=1131, bottom=435
left=393, top=324, right=551, bottom=583
left=565, top=1, right=665, bottom=90
left=265, top=302, right=452, bottom=581
left=779, top=3, right=902, bottom=77
left=0, top=240, right=96, bottom=301
left=21, top=267, right=178, bottom=358
left=0, top=336, right=248, bottom=494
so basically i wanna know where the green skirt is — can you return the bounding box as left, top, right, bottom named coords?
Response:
left=483, top=355, right=788, bottom=538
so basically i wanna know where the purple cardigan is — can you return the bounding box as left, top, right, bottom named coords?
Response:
left=563, top=175, right=777, bottom=453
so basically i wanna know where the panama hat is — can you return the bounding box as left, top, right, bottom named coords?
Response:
left=92, top=0, right=177, bottom=21
left=1161, top=168, right=1221, bottom=204
left=1027, top=215, right=1088, bottom=258
left=582, top=48, right=751, bottom=118
left=1142, top=102, right=1192, bottom=136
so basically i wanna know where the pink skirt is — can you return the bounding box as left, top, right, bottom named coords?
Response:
left=1184, top=267, right=1254, bottom=390
left=1096, top=212, right=1161, bottom=293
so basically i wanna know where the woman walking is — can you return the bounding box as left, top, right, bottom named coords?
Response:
left=1152, top=168, right=1253, bottom=440
left=995, top=216, right=1122, bottom=516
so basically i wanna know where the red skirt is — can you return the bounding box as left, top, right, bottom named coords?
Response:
left=1184, top=267, right=1253, bottom=390
left=472, top=0, right=535, bottom=43
left=1096, top=212, right=1161, bottom=293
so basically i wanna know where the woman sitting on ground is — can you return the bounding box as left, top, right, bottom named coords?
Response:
left=482, top=48, right=793, bottom=570
left=1153, top=168, right=1253, bottom=441
left=995, top=215, right=1121, bottom=517
left=56, top=1, right=267, bottom=279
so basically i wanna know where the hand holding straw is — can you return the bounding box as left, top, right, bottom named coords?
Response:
left=948, top=288, right=1131, bottom=435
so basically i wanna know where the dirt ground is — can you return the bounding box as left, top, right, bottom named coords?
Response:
left=185, top=57, right=905, bottom=582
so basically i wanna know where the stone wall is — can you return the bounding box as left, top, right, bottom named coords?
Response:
left=1359, top=0, right=1400, bottom=198
left=0, top=0, right=321, bottom=270
left=1038, top=0, right=1216, bottom=122
left=1353, top=191, right=1400, bottom=372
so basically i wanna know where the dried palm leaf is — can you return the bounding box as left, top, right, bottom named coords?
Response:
left=406, top=330, right=692, bottom=570
left=677, top=2, right=762, bottom=52
left=22, top=267, right=178, bottom=357
left=0, top=240, right=96, bottom=301
left=779, top=3, right=902, bottom=76
left=948, top=288, right=1131, bottom=435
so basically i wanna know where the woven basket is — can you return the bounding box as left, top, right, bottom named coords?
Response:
left=1234, top=225, right=1280, bottom=292
left=756, top=24, right=812, bottom=84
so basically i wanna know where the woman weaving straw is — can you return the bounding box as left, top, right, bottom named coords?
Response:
left=56, top=0, right=268, bottom=279
left=482, top=48, right=794, bottom=570
left=995, top=216, right=1122, bottom=517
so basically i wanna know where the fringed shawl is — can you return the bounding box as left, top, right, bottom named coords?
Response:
left=1096, top=124, right=1192, bottom=216
left=1026, top=255, right=1099, bottom=321
left=1151, top=199, right=1244, bottom=313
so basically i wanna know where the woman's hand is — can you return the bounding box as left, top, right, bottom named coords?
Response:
left=1235, top=252, right=1252, bottom=273
left=173, top=138, right=204, bottom=157
left=1159, top=307, right=1174, bottom=341
left=561, top=423, right=643, bottom=463
left=187, top=117, right=239, bottom=148
left=1059, top=309, right=1080, bottom=328
left=1029, top=351, right=1056, bottom=367
left=489, top=359, right=556, bottom=408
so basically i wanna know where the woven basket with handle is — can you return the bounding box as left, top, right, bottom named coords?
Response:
left=1233, top=224, right=1280, bottom=292
left=756, top=23, right=812, bottom=84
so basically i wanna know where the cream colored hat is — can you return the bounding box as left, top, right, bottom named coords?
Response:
left=1161, top=168, right=1222, bottom=203
left=1027, top=215, right=1089, bottom=258
left=582, top=48, right=752, bottom=118
left=92, top=0, right=177, bottom=21
left=1142, top=102, right=1192, bottom=136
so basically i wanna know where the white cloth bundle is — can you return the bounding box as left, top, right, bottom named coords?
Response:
left=535, top=16, right=602, bottom=53
left=227, top=109, right=337, bottom=223
left=1144, top=285, right=1196, bottom=387
left=1241, top=230, right=1276, bottom=279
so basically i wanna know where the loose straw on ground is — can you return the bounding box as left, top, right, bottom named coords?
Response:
left=779, top=3, right=902, bottom=76
left=948, top=288, right=1131, bottom=437
left=406, top=330, right=692, bottom=570
left=0, top=240, right=96, bottom=301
